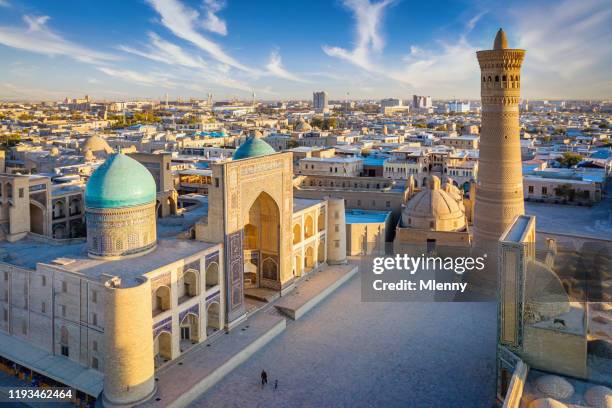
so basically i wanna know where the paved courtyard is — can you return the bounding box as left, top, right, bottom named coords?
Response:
left=525, top=182, right=612, bottom=240
left=191, top=276, right=498, bottom=408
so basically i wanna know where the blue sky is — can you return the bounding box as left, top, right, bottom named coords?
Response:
left=0, top=0, right=610, bottom=101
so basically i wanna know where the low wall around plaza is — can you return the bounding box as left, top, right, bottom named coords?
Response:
left=522, top=325, right=588, bottom=380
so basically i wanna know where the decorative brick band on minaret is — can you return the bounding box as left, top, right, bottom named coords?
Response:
left=473, top=29, right=526, bottom=252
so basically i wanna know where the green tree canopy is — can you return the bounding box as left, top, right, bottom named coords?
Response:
left=556, top=152, right=583, bottom=168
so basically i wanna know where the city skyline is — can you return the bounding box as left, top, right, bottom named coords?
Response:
left=0, top=0, right=611, bottom=101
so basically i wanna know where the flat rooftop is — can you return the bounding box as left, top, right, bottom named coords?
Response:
left=293, top=198, right=323, bottom=213
left=501, top=214, right=534, bottom=243
left=0, top=237, right=217, bottom=287
left=301, top=156, right=362, bottom=163
left=345, top=209, right=391, bottom=224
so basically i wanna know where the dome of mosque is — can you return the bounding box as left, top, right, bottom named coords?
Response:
left=443, top=179, right=463, bottom=202
left=232, top=133, right=275, bottom=160
left=585, top=386, right=612, bottom=408
left=85, top=153, right=156, bottom=209
left=523, top=260, right=570, bottom=323
left=535, top=375, right=574, bottom=400
left=294, top=119, right=312, bottom=132
left=401, top=175, right=466, bottom=231
left=81, top=135, right=114, bottom=154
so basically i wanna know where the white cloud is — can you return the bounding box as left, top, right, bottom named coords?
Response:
left=97, top=67, right=176, bottom=88
left=0, top=15, right=117, bottom=64
left=0, top=0, right=9, bottom=7
left=118, top=32, right=207, bottom=69
left=202, top=11, right=227, bottom=36
left=390, top=37, right=478, bottom=94
left=266, top=50, right=308, bottom=82
left=147, top=0, right=251, bottom=72
left=503, top=0, right=612, bottom=98
left=323, top=0, right=394, bottom=71
left=514, top=0, right=612, bottom=77
left=118, top=32, right=261, bottom=92
left=323, top=1, right=479, bottom=95
left=201, top=0, right=227, bottom=36
left=466, top=11, right=487, bottom=32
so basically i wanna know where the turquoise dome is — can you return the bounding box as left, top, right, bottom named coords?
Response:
left=232, top=135, right=275, bottom=160
left=85, top=153, right=156, bottom=208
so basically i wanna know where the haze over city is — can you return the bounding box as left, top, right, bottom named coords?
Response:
left=0, top=0, right=611, bottom=101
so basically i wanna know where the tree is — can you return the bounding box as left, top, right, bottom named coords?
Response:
left=554, top=184, right=576, bottom=201
left=310, top=117, right=323, bottom=129
left=0, top=132, right=20, bottom=150
left=556, top=152, right=583, bottom=168
left=323, top=118, right=337, bottom=130
left=286, top=140, right=299, bottom=149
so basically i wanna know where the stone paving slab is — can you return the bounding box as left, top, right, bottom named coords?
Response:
left=139, top=309, right=286, bottom=408
left=275, top=262, right=359, bottom=320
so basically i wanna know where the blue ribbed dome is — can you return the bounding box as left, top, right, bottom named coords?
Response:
left=232, top=135, right=275, bottom=160
left=85, top=153, right=156, bottom=208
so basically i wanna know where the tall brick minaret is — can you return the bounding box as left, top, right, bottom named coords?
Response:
left=473, top=29, right=525, bottom=253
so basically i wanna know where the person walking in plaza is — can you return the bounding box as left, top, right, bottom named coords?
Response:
left=261, top=370, right=268, bottom=388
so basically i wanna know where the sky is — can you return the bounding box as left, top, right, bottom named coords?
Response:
left=0, top=0, right=611, bottom=101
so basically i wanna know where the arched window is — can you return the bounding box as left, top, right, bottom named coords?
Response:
left=293, top=223, right=302, bottom=244
left=154, top=286, right=171, bottom=314
left=317, top=212, right=325, bottom=232
left=183, top=270, right=198, bottom=297
left=304, top=216, right=314, bottom=238
left=69, top=199, right=81, bottom=216
left=262, top=258, right=278, bottom=281
left=495, top=75, right=499, bottom=82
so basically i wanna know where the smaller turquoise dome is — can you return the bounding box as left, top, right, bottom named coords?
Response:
left=232, top=135, right=275, bottom=160
left=85, top=153, right=156, bottom=208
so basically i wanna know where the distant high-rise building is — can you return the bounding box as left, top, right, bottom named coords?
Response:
left=380, top=98, right=409, bottom=114
left=412, top=95, right=432, bottom=109
left=447, top=100, right=471, bottom=113
left=473, top=28, right=525, bottom=253
left=380, top=98, right=402, bottom=108
left=313, top=91, right=329, bottom=113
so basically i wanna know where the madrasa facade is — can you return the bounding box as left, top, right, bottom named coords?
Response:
left=0, top=131, right=347, bottom=406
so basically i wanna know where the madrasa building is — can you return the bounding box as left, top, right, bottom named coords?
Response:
left=0, top=131, right=348, bottom=406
